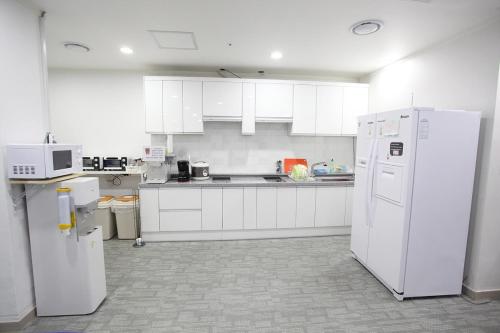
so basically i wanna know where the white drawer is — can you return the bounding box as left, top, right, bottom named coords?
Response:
left=160, top=211, right=201, bottom=231
left=159, top=188, right=201, bottom=210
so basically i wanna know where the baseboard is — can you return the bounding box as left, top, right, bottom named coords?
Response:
left=143, top=226, right=351, bottom=242
left=462, top=284, right=500, bottom=301
left=0, top=307, right=36, bottom=332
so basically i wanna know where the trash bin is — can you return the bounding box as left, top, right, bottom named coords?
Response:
left=95, top=195, right=116, bottom=240
left=112, top=195, right=139, bottom=240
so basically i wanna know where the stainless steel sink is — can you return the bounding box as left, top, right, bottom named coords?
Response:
left=212, top=176, right=231, bottom=183
left=263, top=176, right=287, bottom=183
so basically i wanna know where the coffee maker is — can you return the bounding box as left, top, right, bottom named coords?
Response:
left=177, top=160, right=190, bottom=182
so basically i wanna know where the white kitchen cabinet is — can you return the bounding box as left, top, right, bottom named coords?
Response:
left=243, top=187, right=257, bottom=229
left=223, top=188, right=244, bottom=230
left=182, top=81, right=203, bottom=133
left=256, top=187, right=277, bottom=229
left=202, top=188, right=222, bottom=230
left=255, top=82, right=293, bottom=121
left=144, top=80, right=163, bottom=133
left=291, top=84, right=316, bottom=135
left=159, top=188, right=201, bottom=210
left=276, top=187, right=297, bottom=228
left=160, top=211, right=201, bottom=231
left=162, top=80, right=183, bottom=134
left=203, top=81, right=242, bottom=120
left=342, top=86, right=369, bottom=135
left=344, top=186, right=353, bottom=226
left=296, top=187, right=316, bottom=228
left=315, top=187, right=347, bottom=227
left=316, top=85, right=343, bottom=135
left=242, top=83, right=256, bottom=135
left=139, top=188, right=159, bottom=232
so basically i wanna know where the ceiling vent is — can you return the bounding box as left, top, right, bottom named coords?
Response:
left=149, top=30, right=198, bottom=50
left=351, top=20, right=384, bottom=36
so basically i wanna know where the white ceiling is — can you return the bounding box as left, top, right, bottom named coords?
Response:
left=30, top=0, right=500, bottom=77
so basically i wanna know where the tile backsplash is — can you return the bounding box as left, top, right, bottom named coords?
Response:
left=153, top=122, right=355, bottom=174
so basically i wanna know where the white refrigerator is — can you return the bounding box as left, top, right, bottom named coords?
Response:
left=350, top=107, right=480, bottom=300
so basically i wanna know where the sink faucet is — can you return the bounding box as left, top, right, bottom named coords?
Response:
left=276, top=160, right=283, bottom=174
left=310, top=161, right=327, bottom=177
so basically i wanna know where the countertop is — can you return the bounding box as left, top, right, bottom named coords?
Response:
left=139, top=174, right=354, bottom=188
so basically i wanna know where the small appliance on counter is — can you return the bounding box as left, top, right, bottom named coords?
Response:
left=102, top=157, right=127, bottom=171
left=191, top=161, right=209, bottom=180
left=83, top=157, right=101, bottom=171
left=142, top=146, right=168, bottom=184
left=6, top=144, right=83, bottom=179
left=177, top=160, right=190, bottom=182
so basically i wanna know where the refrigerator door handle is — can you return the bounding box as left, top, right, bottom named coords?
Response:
left=365, top=137, right=378, bottom=227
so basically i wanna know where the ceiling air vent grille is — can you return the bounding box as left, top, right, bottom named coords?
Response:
left=148, top=30, right=198, bottom=50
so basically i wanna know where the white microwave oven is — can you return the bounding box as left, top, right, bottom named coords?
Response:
left=7, top=144, right=83, bottom=179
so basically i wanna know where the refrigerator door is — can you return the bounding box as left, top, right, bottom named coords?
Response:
left=365, top=109, right=418, bottom=294
left=350, top=113, right=376, bottom=264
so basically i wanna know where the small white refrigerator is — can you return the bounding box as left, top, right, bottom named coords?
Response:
left=350, top=107, right=480, bottom=300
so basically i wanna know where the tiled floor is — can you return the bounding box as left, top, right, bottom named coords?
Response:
left=22, top=236, right=500, bottom=333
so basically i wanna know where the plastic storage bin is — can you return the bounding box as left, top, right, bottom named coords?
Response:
left=95, top=195, right=116, bottom=240
left=112, top=195, right=140, bottom=240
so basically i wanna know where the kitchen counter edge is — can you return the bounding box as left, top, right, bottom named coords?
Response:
left=139, top=180, right=354, bottom=188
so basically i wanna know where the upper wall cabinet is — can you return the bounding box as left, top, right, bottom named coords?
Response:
left=342, top=86, right=369, bottom=135
left=203, top=81, right=242, bottom=121
left=255, top=82, right=293, bottom=122
left=144, top=80, right=164, bottom=134
left=290, top=84, right=316, bottom=135
left=162, top=80, right=183, bottom=133
left=144, top=76, right=368, bottom=136
left=242, top=83, right=256, bottom=135
left=290, top=84, right=368, bottom=136
left=182, top=81, right=203, bottom=133
left=316, top=85, right=343, bottom=136
left=144, top=78, right=203, bottom=134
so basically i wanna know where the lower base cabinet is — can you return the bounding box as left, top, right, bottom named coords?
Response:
left=140, top=185, right=353, bottom=235
left=256, top=187, right=277, bottom=229
left=243, top=187, right=257, bottom=229
left=344, top=187, right=353, bottom=226
left=160, top=210, right=202, bottom=231
left=315, top=187, right=346, bottom=227
left=139, top=189, right=160, bottom=232
left=202, top=188, right=222, bottom=230
left=223, top=188, right=244, bottom=230
left=277, top=187, right=296, bottom=228
left=296, top=187, right=316, bottom=228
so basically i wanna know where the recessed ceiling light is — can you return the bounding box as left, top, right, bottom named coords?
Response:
left=63, top=42, right=90, bottom=53
left=120, top=46, right=134, bottom=54
left=351, top=20, right=384, bottom=35
left=270, top=51, right=283, bottom=60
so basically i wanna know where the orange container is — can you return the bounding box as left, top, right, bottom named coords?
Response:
left=283, top=158, right=308, bottom=173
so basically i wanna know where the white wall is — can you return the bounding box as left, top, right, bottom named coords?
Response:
left=170, top=123, right=355, bottom=174
left=0, top=0, right=48, bottom=322
left=364, top=18, right=500, bottom=293
left=48, top=69, right=357, bottom=173
left=48, top=69, right=150, bottom=157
